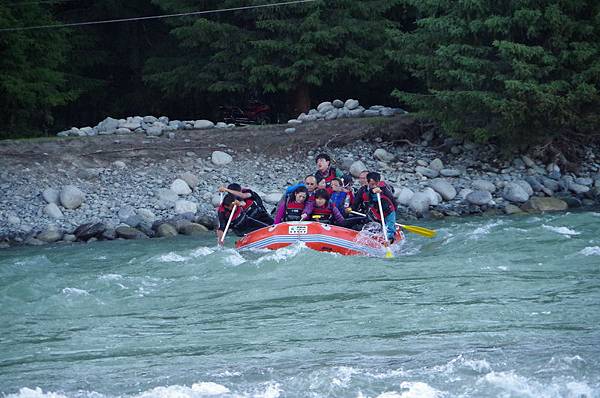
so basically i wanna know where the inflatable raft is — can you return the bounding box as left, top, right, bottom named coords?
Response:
left=235, top=221, right=403, bottom=256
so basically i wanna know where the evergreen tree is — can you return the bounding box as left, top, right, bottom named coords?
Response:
left=145, top=0, right=399, bottom=115
left=0, top=3, right=77, bottom=138
left=389, top=0, right=600, bottom=146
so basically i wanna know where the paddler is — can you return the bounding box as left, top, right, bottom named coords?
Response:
left=216, top=193, right=273, bottom=245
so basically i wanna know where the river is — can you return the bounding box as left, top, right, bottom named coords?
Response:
left=1, top=212, right=599, bottom=398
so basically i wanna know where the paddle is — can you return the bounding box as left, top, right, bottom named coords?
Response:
left=220, top=204, right=237, bottom=245
left=349, top=210, right=437, bottom=238
left=376, top=193, right=394, bottom=259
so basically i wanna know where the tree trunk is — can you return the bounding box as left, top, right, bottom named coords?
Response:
left=291, top=83, right=311, bottom=116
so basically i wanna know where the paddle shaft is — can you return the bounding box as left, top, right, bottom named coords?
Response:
left=349, top=210, right=436, bottom=238
left=221, top=204, right=237, bottom=243
left=375, top=193, right=391, bottom=246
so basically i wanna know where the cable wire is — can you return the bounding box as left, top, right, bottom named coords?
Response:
left=0, top=0, right=317, bottom=32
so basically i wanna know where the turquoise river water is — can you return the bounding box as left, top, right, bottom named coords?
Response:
left=1, top=212, right=599, bottom=398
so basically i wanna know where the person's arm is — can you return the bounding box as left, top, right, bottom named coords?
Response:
left=332, top=205, right=345, bottom=225
left=301, top=200, right=314, bottom=220
left=351, top=187, right=364, bottom=211
left=274, top=201, right=286, bottom=224
left=218, top=186, right=252, bottom=199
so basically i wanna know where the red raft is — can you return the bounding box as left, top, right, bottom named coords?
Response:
left=235, top=221, right=403, bottom=256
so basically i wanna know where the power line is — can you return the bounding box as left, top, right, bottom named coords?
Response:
left=0, top=0, right=317, bottom=32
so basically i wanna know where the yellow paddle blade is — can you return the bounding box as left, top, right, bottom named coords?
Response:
left=384, top=248, right=394, bottom=258
left=399, top=224, right=437, bottom=238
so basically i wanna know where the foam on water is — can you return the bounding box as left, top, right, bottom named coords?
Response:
left=480, top=371, right=595, bottom=398
left=579, top=246, right=600, bottom=256
left=5, top=388, right=69, bottom=398
left=254, top=243, right=308, bottom=265
left=190, top=247, right=216, bottom=257
left=542, top=225, right=580, bottom=236
left=365, top=382, right=442, bottom=398
left=221, top=249, right=247, bottom=266
left=62, top=287, right=90, bottom=296
left=98, top=274, right=123, bottom=281
left=154, top=252, right=190, bottom=263
left=468, top=220, right=505, bottom=240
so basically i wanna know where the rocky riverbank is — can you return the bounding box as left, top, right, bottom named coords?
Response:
left=1, top=115, right=599, bottom=248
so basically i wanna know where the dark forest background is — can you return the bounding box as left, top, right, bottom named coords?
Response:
left=1, top=0, right=599, bottom=150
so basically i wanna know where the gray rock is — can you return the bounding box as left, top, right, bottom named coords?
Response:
left=44, top=203, right=63, bottom=219
left=171, top=178, right=192, bottom=195
left=60, top=185, right=85, bottom=209
left=396, top=188, right=414, bottom=206
left=504, top=204, right=524, bottom=215
left=63, top=234, right=76, bottom=242
left=429, top=158, right=444, bottom=172
left=503, top=182, right=530, bottom=203
left=194, top=120, right=215, bottom=129
left=156, top=188, right=178, bottom=204
left=74, top=222, right=106, bottom=241
left=287, top=119, right=302, bottom=124
left=136, top=208, right=156, bottom=224
left=350, top=161, right=368, bottom=177
left=429, top=179, right=457, bottom=201
left=332, top=99, right=344, bottom=108
left=37, top=228, right=63, bottom=243
left=118, top=206, right=137, bottom=221
left=374, top=148, right=395, bottom=162
left=521, top=155, right=536, bottom=168
left=211, top=151, right=233, bottom=166
left=156, top=223, right=178, bottom=238
left=569, top=183, right=590, bottom=194
left=472, top=179, right=496, bottom=192
left=364, top=110, right=381, bottom=117
left=8, top=215, right=20, bottom=225
left=143, top=116, right=158, bottom=123
left=521, top=197, right=568, bottom=212
left=440, top=169, right=461, bottom=177
left=466, top=191, right=493, bottom=206
left=174, top=200, right=197, bottom=214
left=97, top=117, right=119, bottom=133
left=415, top=166, right=439, bottom=178
left=324, top=109, right=339, bottom=120
left=408, top=192, right=431, bottom=213
left=264, top=193, right=283, bottom=205
left=541, top=177, right=559, bottom=192
left=423, top=187, right=441, bottom=206
left=285, top=128, right=296, bottom=134
left=317, top=101, right=334, bottom=113
left=179, top=172, right=199, bottom=188
left=344, top=99, right=360, bottom=110
left=516, top=180, right=534, bottom=196
left=525, top=176, right=544, bottom=192
left=575, top=177, right=593, bottom=186
left=42, top=188, right=60, bottom=204
left=113, top=160, right=126, bottom=169
left=180, top=223, right=209, bottom=235
left=116, top=226, right=147, bottom=239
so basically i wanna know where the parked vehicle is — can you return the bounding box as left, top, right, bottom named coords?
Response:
left=217, top=101, right=272, bottom=125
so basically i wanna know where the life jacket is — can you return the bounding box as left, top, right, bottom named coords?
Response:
left=361, top=189, right=396, bottom=222
left=284, top=200, right=304, bottom=221
left=219, top=199, right=257, bottom=231
left=315, top=167, right=338, bottom=187
left=311, top=204, right=333, bottom=223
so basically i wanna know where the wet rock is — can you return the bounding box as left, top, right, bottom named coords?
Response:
left=502, top=182, right=530, bottom=203
left=521, top=197, right=568, bottom=213
left=180, top=223, right=209, bottom=235
left=74, top=222, right=106, bottom=241
left=115, top=226, right=147, bottom=239
left=466, top=191, right=492, bottom=206
left=37, top=228, right=63, bottom=243
left=156, top=223, right=178, bottom=237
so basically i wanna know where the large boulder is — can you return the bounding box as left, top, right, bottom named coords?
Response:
left=429, top=158, right=444, bottom=172
left=116, top=226, right=147, bottom=239
left=350, top=161, right=368, bottom=177
left=396, top=188, right=414, bottom=206
left=194, top=120, right=215, bottom=129
left=42, top=188, right=60, bottom=204
left=36, top=227, right=63, bottom=243
left=344, top=99, right=360, bottom=110
left=374, top=148, right=395, bottom=162
left=171, top=178, right=192, bottom=195
left=415, top=166, right=439, bottom=178
left=74, top=222, right=106, bottom=241
left=408, top=192, right=431, bottom=214
left=466, top=190, right=493, bottom=206
left=156, top=223, right=178, bottom=238
left=180, top=223, right=209, bottom=235
left=521, top=197, right=568, bottom=213
left=44, top=203, right=63, bottom=219
left=429, top=178, right=457, bottom=201
left=503, top=182, right=530, bottom=203
left=60, top=185, right=85, bottom=209
left=179, top=172, right=200, bottom=188
left=211, top=151, right=233, bottom=166
left=472, top=179, right=496, bottom=192
left=264, top=193, right=283, bottom=205
left=174, top=200, right=197, bottom=214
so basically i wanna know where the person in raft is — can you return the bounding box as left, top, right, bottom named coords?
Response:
left=273, top=186, right=309, bottom=224
left=314, top=153, right=344, bottom=188
left=218, top=183, right=269, bottom=214
left=216, top=193, right=273, bottom=245
left=303, top=189, right=345, bottom=225
left=328, top=177, right=354, bottom=213
left=357, top=172, right=397, bottom=242
left=273, top=175, right=318, bottom=218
